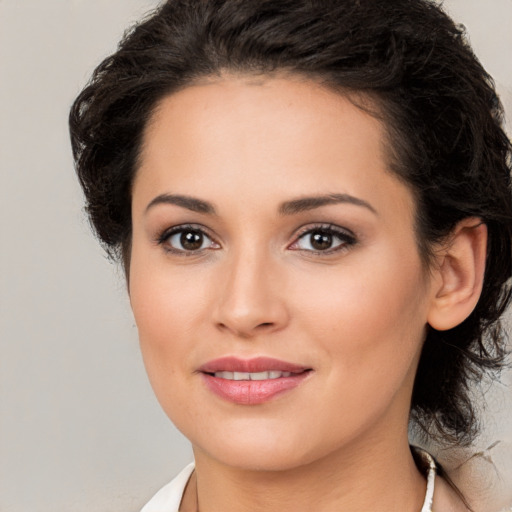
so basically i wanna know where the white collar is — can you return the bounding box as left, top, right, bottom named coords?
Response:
left=140, top=450, right=437, bottom=512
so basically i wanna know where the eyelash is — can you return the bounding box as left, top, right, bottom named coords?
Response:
left=156, top=223, right=357, bottom=256
left=289, top=223, right=357, bottom=255
left=157, top=224, right=220, bottom=256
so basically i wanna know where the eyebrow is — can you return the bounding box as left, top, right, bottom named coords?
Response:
left=279, top=194, right=377, bottom=215
left=145, top=192, right=377, bottom=216
left=145, top=194, right=216, bottom=215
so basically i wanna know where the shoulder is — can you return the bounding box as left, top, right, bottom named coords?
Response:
left=140, top=463, right=195, bottom=512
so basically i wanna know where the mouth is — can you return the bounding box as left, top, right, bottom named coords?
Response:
left=210, top=370, right=295, bottom=380
left=198, top=357, right=313, bottom=405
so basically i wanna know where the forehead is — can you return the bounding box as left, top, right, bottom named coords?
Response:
left=141, top=75, right=384, bottom=164
left=134, top=75, right=414, bottom=220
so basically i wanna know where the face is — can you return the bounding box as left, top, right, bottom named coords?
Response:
left=129, top=75, right=438, bottom=471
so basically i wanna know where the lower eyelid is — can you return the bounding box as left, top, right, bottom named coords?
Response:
left=155, top=224, right=220, bottom=252
left=289, top=226, right=357, bottom=253
left=156, top=224, right=356, bottom=254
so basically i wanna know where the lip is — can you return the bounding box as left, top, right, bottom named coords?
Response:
left=198, top=357, right=312, bottom=405
left=199, top=356, right=309, bottom=374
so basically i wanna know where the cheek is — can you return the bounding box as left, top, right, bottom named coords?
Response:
left=130, top=244, right=208, bottom=337
left=128, top=254, right=207, bottom=392
left=287, top=262, right=428, bottom=447
left=293, top=249, right=429, bottom=382
left=130, top=278, right=206, bottom=433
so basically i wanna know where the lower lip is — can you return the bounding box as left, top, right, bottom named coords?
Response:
left=201, top=372, right=311, bottom=405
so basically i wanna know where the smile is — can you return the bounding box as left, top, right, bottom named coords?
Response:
left=199, top=357, right=312, bottom=405
left=213, top=371, right=292, bottom=380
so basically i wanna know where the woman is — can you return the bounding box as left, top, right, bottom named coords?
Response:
left=69, top=0, right=512, bottom=510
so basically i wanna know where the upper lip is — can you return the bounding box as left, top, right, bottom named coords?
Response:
left=198, top=356, right=311, bottom=374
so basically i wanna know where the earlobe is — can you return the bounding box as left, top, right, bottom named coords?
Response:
left=427, top=218, right=487, bottom=331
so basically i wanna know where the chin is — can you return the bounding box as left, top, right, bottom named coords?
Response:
left=185, top=419, right=345, bottom=473
left=201, top=443, right=319, bottom=472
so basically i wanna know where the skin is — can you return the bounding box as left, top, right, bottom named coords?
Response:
left=129, top=75, right=482, bottom=511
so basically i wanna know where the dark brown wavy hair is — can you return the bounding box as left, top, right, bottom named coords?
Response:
left=69, top=0, right=512, bottom=446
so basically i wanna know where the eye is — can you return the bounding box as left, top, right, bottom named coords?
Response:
left=159, top=225, right=220, bottom=254
left=290, top=225, right=356, bottom=254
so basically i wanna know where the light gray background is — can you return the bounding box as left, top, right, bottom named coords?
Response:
left=1, top=1, right=511, bottom=511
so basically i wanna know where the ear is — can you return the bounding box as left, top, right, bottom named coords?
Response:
left=427, top=218, right=487, bottom=331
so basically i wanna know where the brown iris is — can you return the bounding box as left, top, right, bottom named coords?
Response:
left=180, top=230, right=204, bottom=250
left=310, top=231, right=333, bottom=250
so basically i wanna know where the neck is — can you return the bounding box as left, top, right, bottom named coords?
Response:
left=188, top=430, right=426, bottom=512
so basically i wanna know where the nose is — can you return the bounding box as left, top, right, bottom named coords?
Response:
left=213, top=248, right=290, bottom=339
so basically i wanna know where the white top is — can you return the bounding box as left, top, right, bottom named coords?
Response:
left=141, top=462, right=196, bottom=512
left=141, top=451, right=437, bottom=512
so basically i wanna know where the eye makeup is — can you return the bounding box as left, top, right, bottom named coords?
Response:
left=289, top=223, right=358, bottom=256
left=156, top=223, right=221, bottom=256
left=155, top=220, right=358, bottom=259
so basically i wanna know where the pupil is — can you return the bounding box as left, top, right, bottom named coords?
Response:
left=311, top=231, right=332, bottom=250
left=181, top=231, right=203, bottom=250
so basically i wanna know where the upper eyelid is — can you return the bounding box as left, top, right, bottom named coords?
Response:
left=156, top=225, right=221, bottom=256
left=154, top=229, right=212, bottom=260
left=288, top=223, right=358, bottom=251
left=157, top=223, right=217, bottom=243
left=155, top=222, right=356, bottom=250
left=293, top=223, right=356, bottom=239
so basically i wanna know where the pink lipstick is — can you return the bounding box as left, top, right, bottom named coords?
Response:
left=198, top=357, right=312, bottom=405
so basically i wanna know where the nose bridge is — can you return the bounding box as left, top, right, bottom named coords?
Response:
left=214, top=241, right=287, bottom=337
